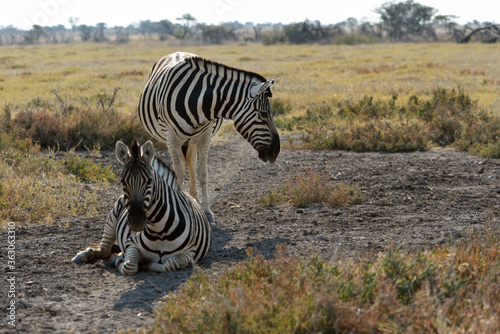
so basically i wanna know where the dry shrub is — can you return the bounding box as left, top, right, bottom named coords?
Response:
left=260, top=167, right=363, bottom=208
left=5, top=99, right=148, bottom=150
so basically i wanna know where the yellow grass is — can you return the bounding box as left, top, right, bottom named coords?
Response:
left=0, top=42, right=498, bottom=117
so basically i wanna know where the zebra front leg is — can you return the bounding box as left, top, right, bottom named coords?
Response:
left=186, top=143, right=198, bottom=199
left=148, top=252, right=195, bottom=272
left=197, top=132, right=214, bottom=222
left=114, top=245, right=141, bottom=276
left=166, top=133, right=186, bottom=191
left=72, top=199, right=121, bottom=264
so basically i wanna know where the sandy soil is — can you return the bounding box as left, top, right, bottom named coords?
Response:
left=1, top=135, right=499, bottom=333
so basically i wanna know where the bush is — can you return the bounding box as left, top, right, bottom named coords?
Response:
left=261, top=27, right=286, bottom=45
left=283, top=88, right=500, bottom=157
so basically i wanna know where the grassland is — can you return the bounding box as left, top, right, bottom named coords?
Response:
left=2, top=42, right=498, bottom=157
left=1, top=42, right=499, bottom=116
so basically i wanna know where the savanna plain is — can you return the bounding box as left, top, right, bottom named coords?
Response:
left=0, top=42, right=499, bottom=333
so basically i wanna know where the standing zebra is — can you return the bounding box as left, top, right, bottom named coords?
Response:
left=72, top=139, right=211, bottom=275
left=138, top=51, right=280, bottom=222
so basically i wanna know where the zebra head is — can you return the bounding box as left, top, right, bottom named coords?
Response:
left=115, top=139, right=155, bottom=232
left=235, top=79, right=280, bottom=163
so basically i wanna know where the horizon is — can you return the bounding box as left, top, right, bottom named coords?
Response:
left=1, top=0, right=497, bottom=31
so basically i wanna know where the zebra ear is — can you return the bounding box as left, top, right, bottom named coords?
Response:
left=141, top=140, right=155, bottom=163
left=249, top=80, right=275, bottom=98
left=115, top=141, right=131, bottom=164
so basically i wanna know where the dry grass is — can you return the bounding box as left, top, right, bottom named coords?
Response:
left=0, top=149, right=112, bottom=225
left=0, top=126, right=115, bottom=225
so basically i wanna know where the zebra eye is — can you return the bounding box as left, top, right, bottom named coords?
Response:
left=259, top=110, right=269, bottom=119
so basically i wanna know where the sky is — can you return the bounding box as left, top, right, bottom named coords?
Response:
left=1, top=0, right=497, bottom=30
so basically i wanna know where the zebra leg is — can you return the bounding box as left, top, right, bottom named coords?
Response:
left=166, top=132, right=186, bottom=191
left=114, top=245, right=141, bottom=276
left=72, top=198, right=122, bottom=264
left=197, top=132, right=214, bottom=222
left=186, top=143, right=198, bottom=199
left=148, top=252, right=195, bottom=272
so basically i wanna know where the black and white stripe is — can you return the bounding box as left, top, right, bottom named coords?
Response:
left=72, top=139, right=211, bottom=275
left=138, top=51, right=280, bottom=222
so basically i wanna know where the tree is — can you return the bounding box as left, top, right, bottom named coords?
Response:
left=376, top=0, right=437, bottom=41
left=78, top=25, right=93, bottom=42
left=176, top=13, right=196, bottom=40
left=1, top=26, right=23, bottom=45
left=93, top=23, right=107, bottom=42
left=24, top=25, right=47, bottom=44
left=157, top=20, right=174, bottom=41
left=115, top=27, right=130, bottom=43
left=69, top=17, right=79, bottom=30
left=198, top=24, right=236, bottom=44
left=347, top=17, right=358, bottom=35
left=456, top=24, right=500, bottom=43
left=434, top=15, right=458, bottom=35
left=139, top=20, right=155, bottom=40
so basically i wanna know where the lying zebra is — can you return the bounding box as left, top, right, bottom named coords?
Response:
left=72, top=139, right=211, bottom=275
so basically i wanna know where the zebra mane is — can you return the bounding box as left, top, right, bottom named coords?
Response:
left=186, top=56, right=267, bottom=83
left=151, top=156, right=178, bottom=190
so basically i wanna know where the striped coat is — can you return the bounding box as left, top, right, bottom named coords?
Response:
left=138, top=52, right=280, bottom=222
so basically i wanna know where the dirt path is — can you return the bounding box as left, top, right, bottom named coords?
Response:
left=1, top=136, right=499, bottom=333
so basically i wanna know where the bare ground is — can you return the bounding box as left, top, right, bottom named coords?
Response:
left=2, top=135, right=499, bottom=333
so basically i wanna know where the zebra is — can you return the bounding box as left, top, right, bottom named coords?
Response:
left=138, top=51, right=280, bottom=222
left=72, top=139, right=212, bottom=275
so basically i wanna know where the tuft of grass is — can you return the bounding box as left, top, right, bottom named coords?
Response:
left=139, top=225, right=499, bottom=334
left=259, top=167, right=363, bottom=208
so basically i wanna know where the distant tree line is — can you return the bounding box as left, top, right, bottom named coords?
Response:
left=0, top=1, right=497, bottom=46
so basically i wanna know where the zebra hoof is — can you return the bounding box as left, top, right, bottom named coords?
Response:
left=71, top=253, right=87, bottom=265
left=111, top=255, right=123, bottom=268
left=206, top=213, right=215, bottom=223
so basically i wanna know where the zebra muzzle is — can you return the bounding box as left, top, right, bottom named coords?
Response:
left=127, top=201, right=147, bottom=231
left=257, top=135, right=280, bottom=163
